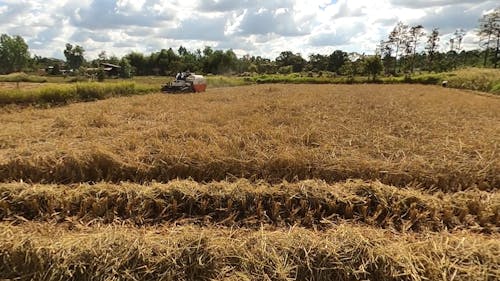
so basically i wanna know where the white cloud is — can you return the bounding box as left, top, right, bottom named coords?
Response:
left=389, top=0, right=483, bottom=9
left=236, top=8, right=307, bottom=36
left=0, top=0, right=497, bottom=60
left=162, top=14, right=228, bottom=41
left=309, top=21, right=366, bottom=46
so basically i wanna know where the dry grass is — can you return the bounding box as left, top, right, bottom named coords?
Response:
left=0, top=72, right=47, bottom=83
left=0, top=222, right=498, bottom=281
left=0, top=82, right=47, bottom=90
left=1, top=84, right=499, bottom=280
left=0, top=84, right=498, bottom=190
left=0, top=82, right=158, bottom=105
left=0, top=180, right=498, bottom=233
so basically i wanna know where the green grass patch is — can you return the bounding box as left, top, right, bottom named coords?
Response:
left=253, top=75, right=334, bottom=84
left=491, top=83, right=500, bottom=95
left=381, top=69, right=500, bottom=94
left=206, top=76, right=251, bottom=87
left=130, top=76, right=171, bottom=85
left=39, top=85, right=77, bottom=104
left=0, top=82, right=158, bottom=106
left=381, top=73, right=444, bottom=85
left=444, top=68, right=500, bottom=93
left=247, top=73, right=444, bottom=85
left=245, top=74, right=336, bottom=84
left=242, top=68, right=500, bottom=95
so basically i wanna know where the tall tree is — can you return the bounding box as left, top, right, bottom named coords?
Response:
left=363, top=55, right=383, bottom=81
left=328, top=50, right=348, bottom=74
left=378, top=40, right=395, bottom=75
left=125, top=52, right=147, bottom=75
left=308, top=53, right=329, bottom=71
left=250, top=56, right=275, bottom=74
left=425, top=28, right=440, bottom=71
left=340, top=53, right=362, bottom=81
left=275, top=51, right=306, bottom=72
left=155, top=48, right=180, bottom=75
left=119, top=57, right=133, bottom=78
left=409, top=25, right=425, bottom=73
left=178, top=46, right=188, bottom=56
left=98, top=51, right=107, bottom=62
left=388, top=22, right=409, bottom=74
left=453, top=29, right=466, bottom=52
left=64, top=43, right=85, bottom=70
left=0, top=34, right=30, bottom=74
left=478, top=8, right=500, bottom=68
left=401, top=31, right=414, bottom=75
left=221, top=49, right=238, bottom=73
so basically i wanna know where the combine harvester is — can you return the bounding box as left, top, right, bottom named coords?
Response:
left=161, top=72, right=207, bottom=94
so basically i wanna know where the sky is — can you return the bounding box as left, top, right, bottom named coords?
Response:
left=0, top=0, right=497, bottom=60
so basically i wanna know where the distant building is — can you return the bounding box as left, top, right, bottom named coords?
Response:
left=100, top=62, right=121, bottom=77
left=44, top=65, right=69, bottom=75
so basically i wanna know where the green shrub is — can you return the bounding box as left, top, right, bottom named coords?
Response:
left=39, top=85, right=76, bottom=104
left=76, top=83, right=104, bottom=101
left=76, top=83, right=139, bottom=101
left=402, top=74, right=443, bottom=85
left=278, top=66, right=293, bottom=74
left=206, top=76, right=250, bottom=87
left=135, top=83, right=159, bottom=94
left=97, top=68, right=106, bottom=82
left=0, top=90, right=31, bottom=105
left=489, top=83, right=500, bottom=95
left=67, top=76, right=89, bottom=83
left=433, top=68, right=499, bottom=93
left=106, top=83, right=136, bottom=96
left=254, top=74, right=340, bottom=84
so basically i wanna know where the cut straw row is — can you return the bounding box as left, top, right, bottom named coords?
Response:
left=0, top=222, right=498, bottom=281
left=0, top=151, right=498, bottom=191
left=1, top=180, right=498, bottom=232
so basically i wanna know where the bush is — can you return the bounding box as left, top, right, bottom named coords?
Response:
left=67, top=76, right=89, bottom=83
left=491, top=83, right=500, bottom=95
left=278, top=66, right=293, bottom=74
left=445, top=68, right=499, bottom=93
left=0, top=89, right=32, bottom=105
left=77, top=83, right=105, bottom=101
left=97, top=68, right=106, bottom=82
left=206, top=76, right=250, bottom=87
left=106, top=83, right=136, bottom=96
left=400, top=73, right=443, bottom=85
left=39, top=85, right=76, bottom=104
left=50, top=64, right=61, bottom=75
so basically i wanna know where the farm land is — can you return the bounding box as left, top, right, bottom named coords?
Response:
left=0, top=81, right=499, bottom=280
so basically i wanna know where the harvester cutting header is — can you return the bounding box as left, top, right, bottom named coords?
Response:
left=161, top=71, right=207, bottom=94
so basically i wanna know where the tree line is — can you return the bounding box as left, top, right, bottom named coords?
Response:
left=377, top=8, right=499, bottom=76
left=0, top=8, right=498, bottom=77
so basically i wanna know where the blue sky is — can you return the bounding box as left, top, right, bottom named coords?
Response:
left=0, top=0, right=497, bottom=59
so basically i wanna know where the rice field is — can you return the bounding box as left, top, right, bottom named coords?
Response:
left=0, top=83, right=499, bottom=280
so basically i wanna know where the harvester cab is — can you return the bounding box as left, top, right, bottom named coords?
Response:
left=161, top=72, right=207, bottom=94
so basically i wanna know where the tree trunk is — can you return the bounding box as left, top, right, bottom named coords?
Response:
left=394, top=44, right=399, bottom=74
left=483, top=34, right=491, bottom=67
left=495, top=32, right=499, bottom=69
left=484, top=49, right=490, bottom=67
left=411, top=40, right=417, bottom=74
